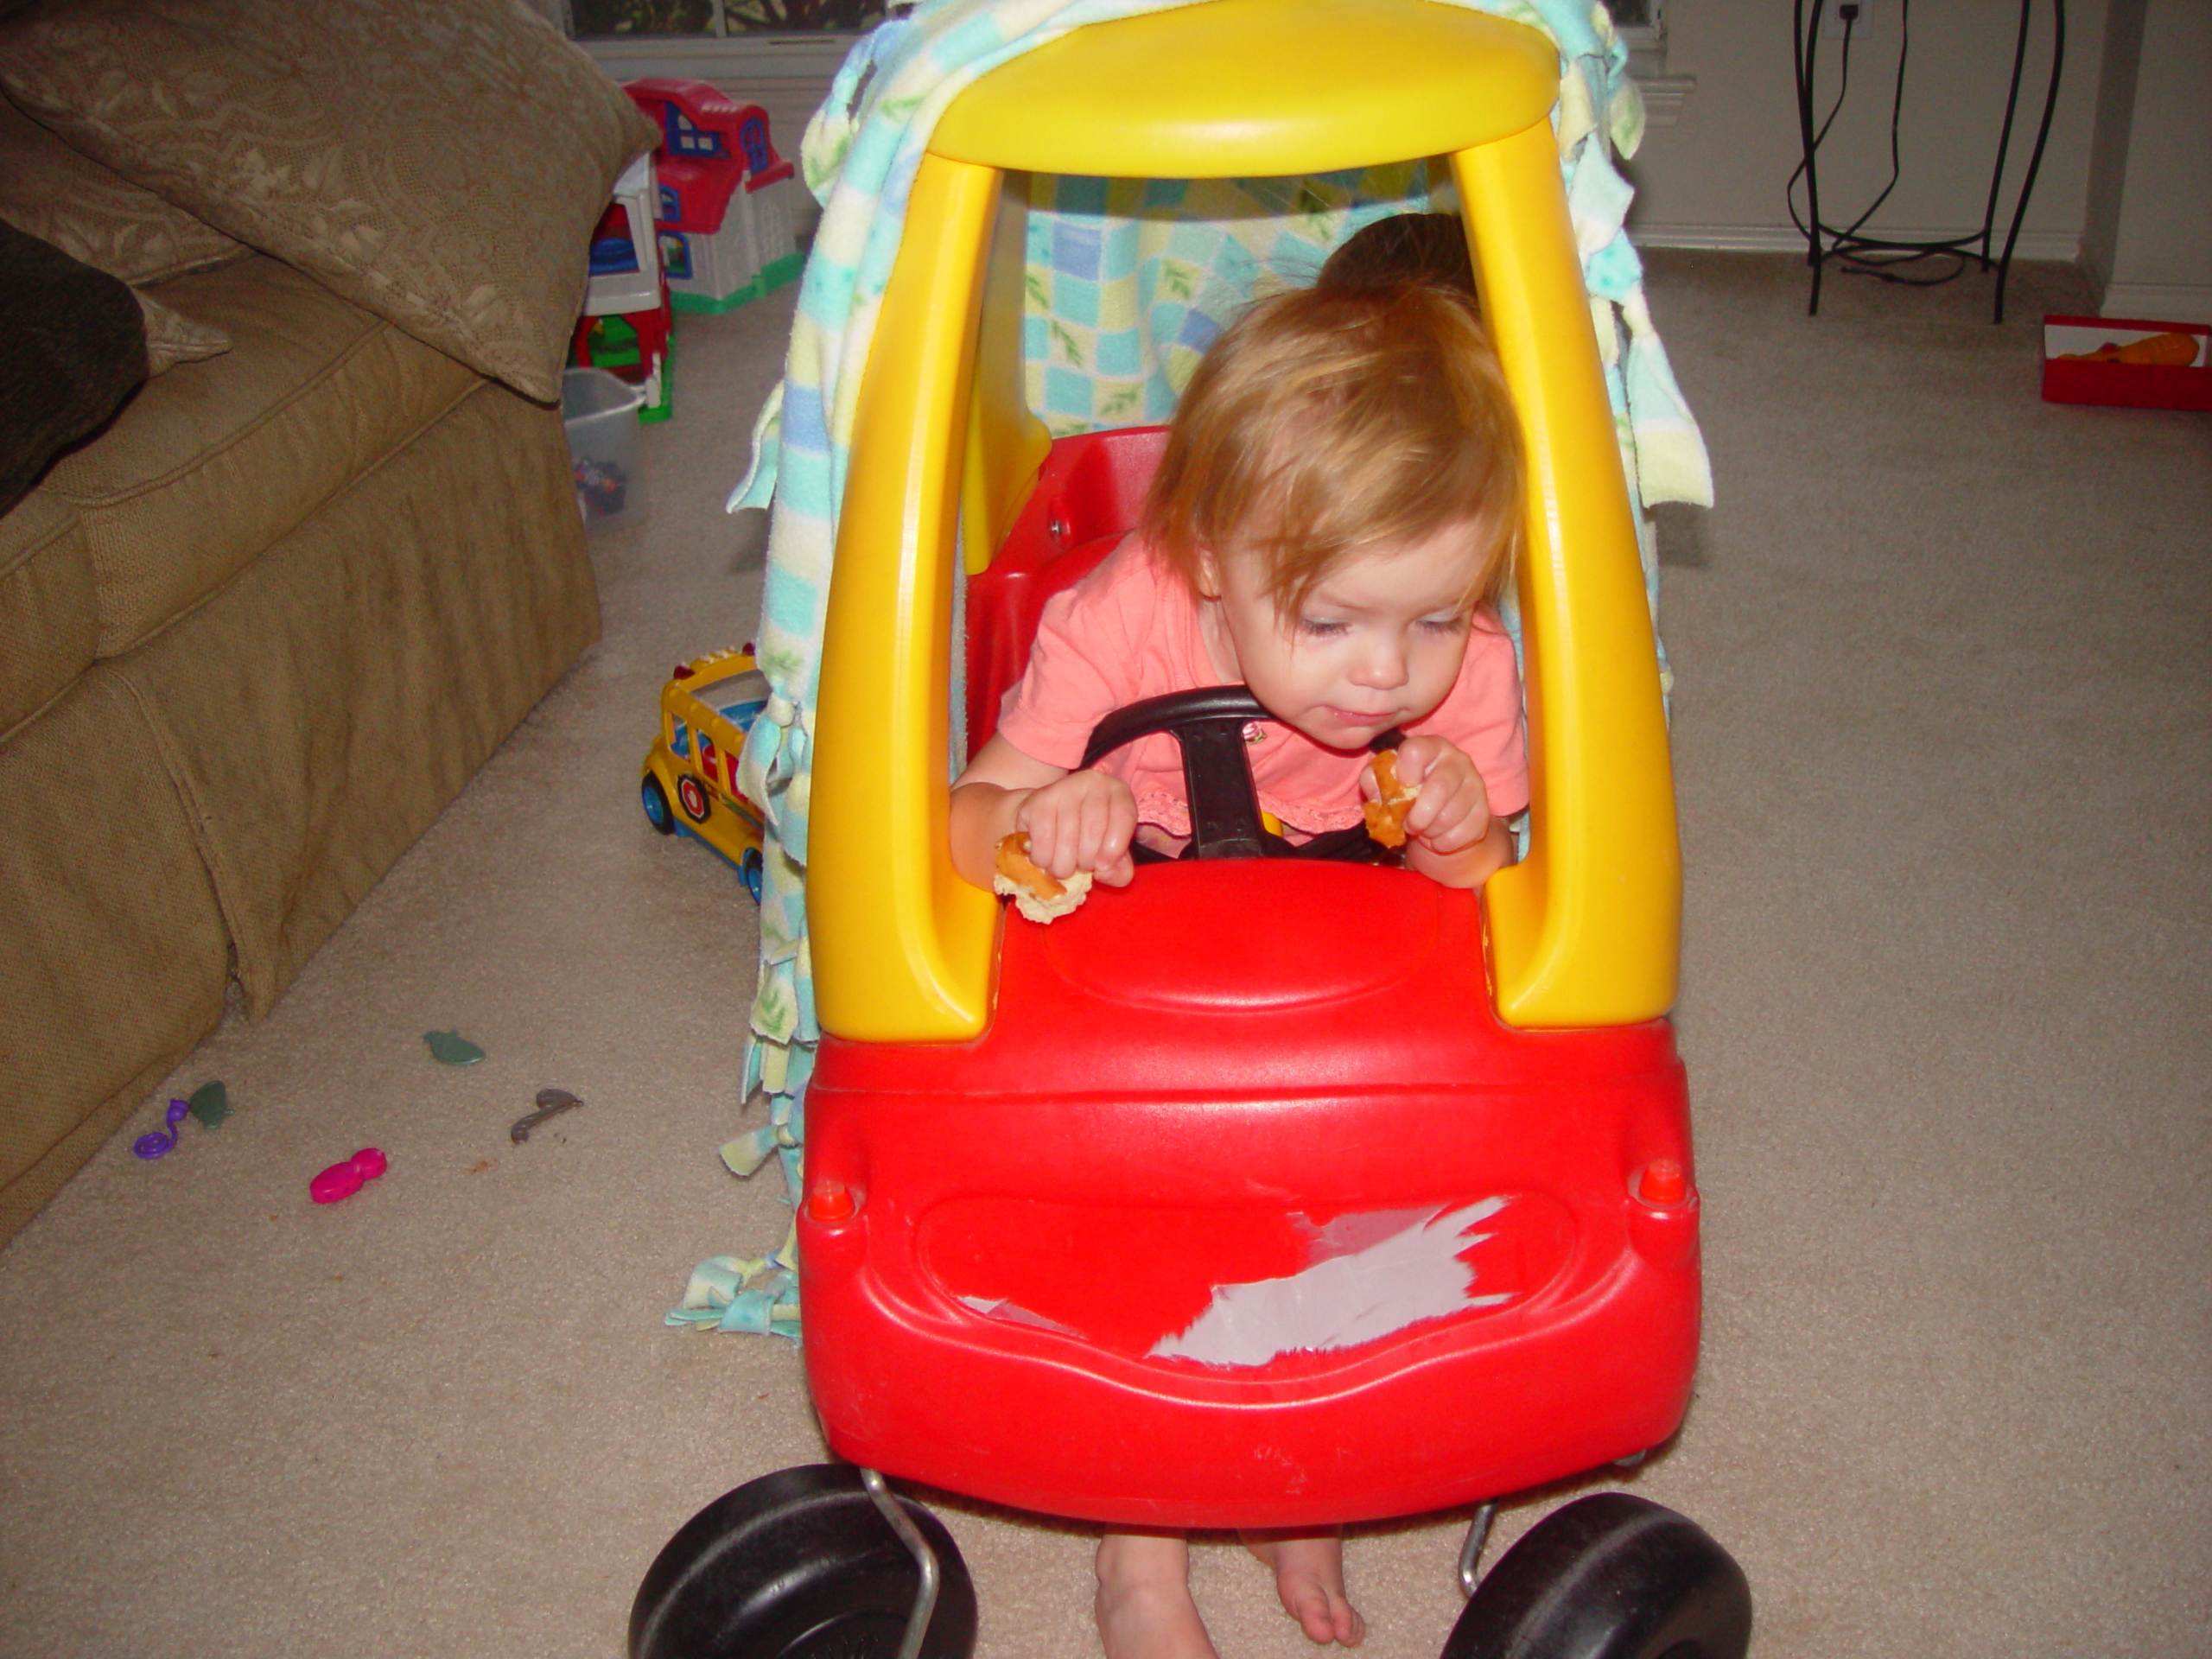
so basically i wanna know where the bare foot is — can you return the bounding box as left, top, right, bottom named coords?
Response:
left=1244, top=1530, right=1366, bottom=1647
left=1096, top=1533, right=1219, bottom=1659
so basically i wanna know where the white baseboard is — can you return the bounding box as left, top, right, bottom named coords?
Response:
left=1630, top=223, right=2081, bottom=264
left=2096, top=283, right=2212, bottom=327
left=1637, top=75, right=1696, bottom=128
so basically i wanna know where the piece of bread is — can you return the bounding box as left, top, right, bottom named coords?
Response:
left=1362, top=750, right=1420, bottom=849
left=993, top=831, right=1093, bottom=923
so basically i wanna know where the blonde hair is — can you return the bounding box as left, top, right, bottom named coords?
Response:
left=1140, top=281, right=1522, bottom=616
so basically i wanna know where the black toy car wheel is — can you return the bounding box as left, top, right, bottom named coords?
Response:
left=630, top=1464, right=978, bottom=1659
left=1441, top=1493, right=1751, bottom=1659
left=643, top=775, right=676, bottom=834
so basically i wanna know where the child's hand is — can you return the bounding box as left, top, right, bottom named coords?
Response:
left=1017, top=769, right=1137, bottom=887
left=1378, top=735, right=1491, bottom=855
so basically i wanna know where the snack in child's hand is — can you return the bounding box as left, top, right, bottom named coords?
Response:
left=1362, top=749, right=1420, bottom=849
left=993, top=831, right=1093, bottom=923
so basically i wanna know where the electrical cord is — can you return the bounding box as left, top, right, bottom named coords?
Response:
left=1789, top=0, right=2065, bottom=320
left=1793, top=0, right=1967, bottom=290
left=1841, top=16, right=1907, bottom=238
left=1829, top=0, right=1924, bottom=251
left=1784, top=10, right=1855, bottom=238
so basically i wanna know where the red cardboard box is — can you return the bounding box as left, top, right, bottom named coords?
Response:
left=2043, top=315, right=2212, bottom=411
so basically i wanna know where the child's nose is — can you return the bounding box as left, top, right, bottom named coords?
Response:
left=1350, top=637, right=1408, bottom=690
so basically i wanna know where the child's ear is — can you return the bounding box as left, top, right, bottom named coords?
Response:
left=1194, top=548, right=1223, bottom=600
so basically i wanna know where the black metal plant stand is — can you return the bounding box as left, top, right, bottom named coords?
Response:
left=1791, top=0, right=2066, bottom=323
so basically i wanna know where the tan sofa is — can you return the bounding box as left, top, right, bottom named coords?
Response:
left=0, top=0, right=656, bottom=1243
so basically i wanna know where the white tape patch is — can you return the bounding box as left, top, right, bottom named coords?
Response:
left=1150, top=1198, right=1513, bottom=1367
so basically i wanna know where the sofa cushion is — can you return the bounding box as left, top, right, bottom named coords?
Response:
left=0, top=99, right=237, bottom=378
left=0, top=492, right=98, bottom=733
left=0, top=92, right=245, bottom=287
left=36, top=255, right=482, bottom=658
left=0, top=0, right=657, bottom=403
left=135, top=290, right=232, bottom=375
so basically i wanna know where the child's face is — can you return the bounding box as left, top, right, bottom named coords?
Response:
left=1204, top=519, right=1490, bottom=753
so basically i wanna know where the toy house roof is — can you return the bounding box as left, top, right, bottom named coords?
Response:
left=626, top=76, right=792, bottom=236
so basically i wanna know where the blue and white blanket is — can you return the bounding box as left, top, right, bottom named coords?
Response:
left=671, top=0, right=1710, bottom=1336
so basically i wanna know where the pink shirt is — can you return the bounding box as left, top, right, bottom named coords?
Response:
left=995, top=538, right=1528, bottom=839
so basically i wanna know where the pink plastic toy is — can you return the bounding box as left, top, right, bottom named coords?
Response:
left=310, top=1147, right=387, bottom=1205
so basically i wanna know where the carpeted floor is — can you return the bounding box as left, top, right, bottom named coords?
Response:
left=2, top=250, right=2207, bottom=1659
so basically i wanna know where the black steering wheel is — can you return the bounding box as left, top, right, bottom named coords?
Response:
left=1080, top=686, right=1402, bottom=864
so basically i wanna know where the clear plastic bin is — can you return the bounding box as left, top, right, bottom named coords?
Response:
left=562, top=366, right=648, bottom=528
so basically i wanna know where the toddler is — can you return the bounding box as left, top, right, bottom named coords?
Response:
left=949, top=265, right=1528, bottom=1658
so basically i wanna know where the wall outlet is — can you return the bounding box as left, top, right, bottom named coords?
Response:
left=1821, top=0, right=1874, bottom=39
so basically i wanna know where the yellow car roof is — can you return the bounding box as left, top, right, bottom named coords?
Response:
left=929, top=0, right=1559, bottom=178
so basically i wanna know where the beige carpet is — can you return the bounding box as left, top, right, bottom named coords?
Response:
left=3, top=251, right=2208, bottom=1659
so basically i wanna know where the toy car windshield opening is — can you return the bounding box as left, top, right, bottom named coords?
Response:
left=804, top=1, right=1679, bottom=1044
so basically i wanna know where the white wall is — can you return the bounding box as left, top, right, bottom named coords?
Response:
left=582, top=0, right=2181, bottom=276
left=1624, top=0, right=2112, bottom=259
left=2080, top=0, right=2143, bottom=284
left=2082, top=0, right=2212, bottom=322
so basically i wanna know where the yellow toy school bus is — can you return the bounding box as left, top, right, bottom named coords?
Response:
left=639, top=646, right=769, bottom=900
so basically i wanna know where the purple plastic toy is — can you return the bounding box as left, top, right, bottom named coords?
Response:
left=133, top=1098, right=190, bottom=1160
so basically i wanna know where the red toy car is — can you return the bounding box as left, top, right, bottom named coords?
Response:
left=806, top=425, right=1700, bottom=1530
left=632, top=5, right=1749, bottom=1656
